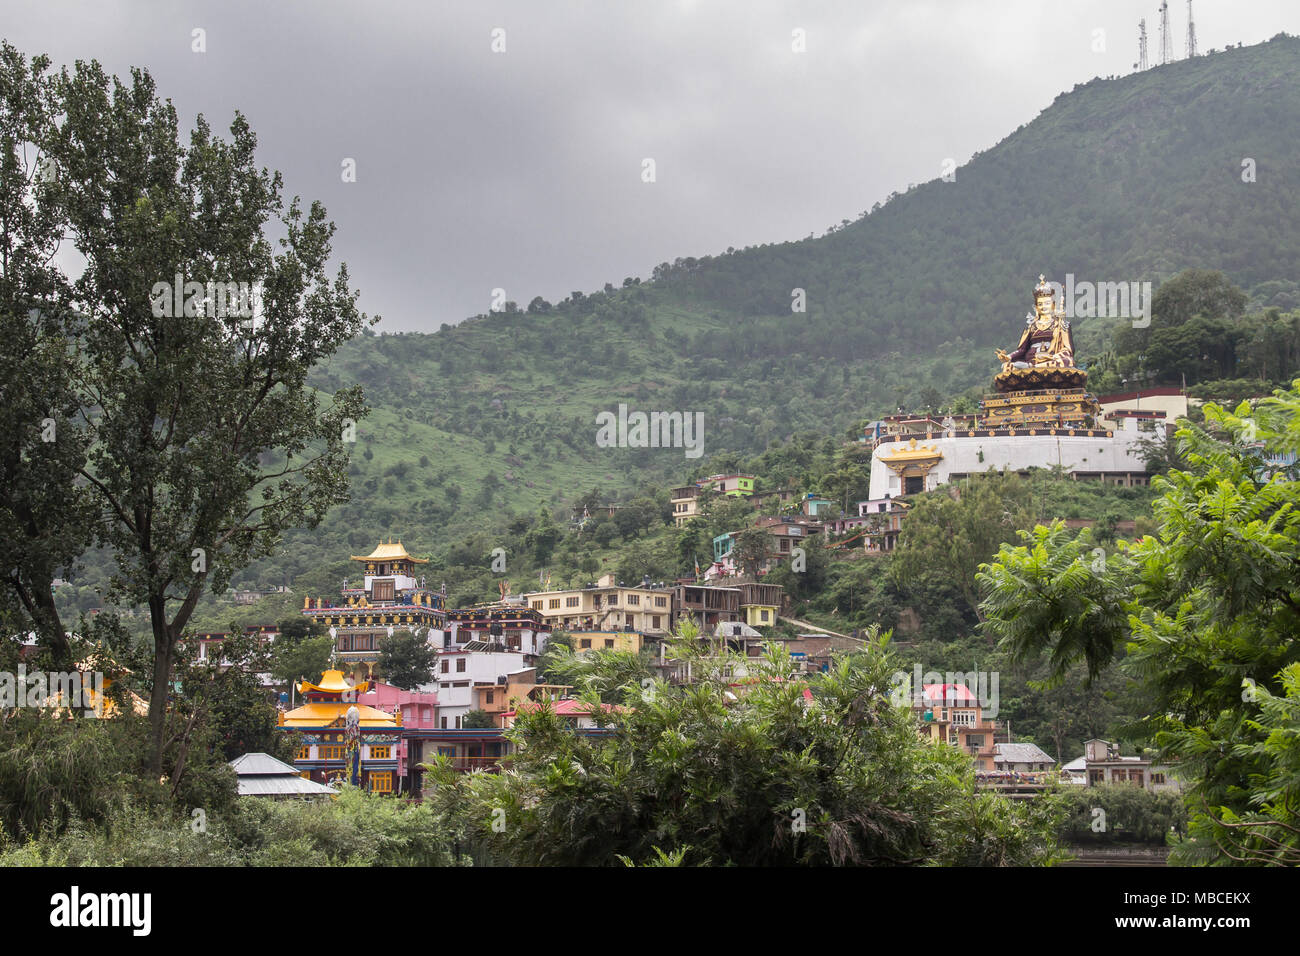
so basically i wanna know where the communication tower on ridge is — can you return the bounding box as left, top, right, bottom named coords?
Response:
left=1138, top=18, right=1149, bottom=71
left=1186, top=0, right=1198, bottom=58
left=1159, top=1, right=1173, bottom=65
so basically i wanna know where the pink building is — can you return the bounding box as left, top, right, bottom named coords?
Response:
left=356, top=681, right=439, bottom=779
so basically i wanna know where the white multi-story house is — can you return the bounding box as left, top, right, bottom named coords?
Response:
left=425, top=649, right=530, bottom=729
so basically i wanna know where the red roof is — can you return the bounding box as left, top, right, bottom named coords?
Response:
left=922, top=683, right=977, bottom=703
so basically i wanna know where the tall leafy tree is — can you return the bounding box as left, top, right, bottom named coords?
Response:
left=979, top=385, right=1300, bottom=863
left=425, top=622, right=1063, bottom=866
left=732, top=526, right=771, bottom=578
left=0, top=43, right=95, bottom=664
left=893, top=472, right=1033, bottom=623
left=377, top=628, right=436, bottom=690
left=48, top=60, right=370, bottom=772
left=270, top=634, right=333, bottom=686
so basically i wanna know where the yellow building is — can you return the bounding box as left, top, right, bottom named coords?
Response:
left=670, top=484, right=705, bottom=527
left=571, top=630, right=643, bottom=654
left=35, top=650, right=149, bottom=718
left=279, top=669, right=402, bottom=793
left=736, top=582, right=783, bottom=629
left=471, top=666, right=571, bottom=727
left=524, top=573, right=673, bottom=636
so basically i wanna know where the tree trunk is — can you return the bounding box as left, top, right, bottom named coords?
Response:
left=148, top=621, right=174, bottom=777
left=12, top=570, right=70, bottom=665
left=31, top=586, right=68, bottom=662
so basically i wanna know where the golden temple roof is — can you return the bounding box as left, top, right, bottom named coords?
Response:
left=297, top=669, right=369, bottom=696
left=349, top=538, right=428, bottom=564
left=879, top=438, right=943, bottom=461
left=279, top=701, right=399, bottom=728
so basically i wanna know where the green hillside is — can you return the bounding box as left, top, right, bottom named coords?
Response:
left=335, top=36, right=1300, bottom=462
left=55, top=35, right=1300, bottom=618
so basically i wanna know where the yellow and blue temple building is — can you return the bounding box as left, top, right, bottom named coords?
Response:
left=279, top=669, right=402, bottom=792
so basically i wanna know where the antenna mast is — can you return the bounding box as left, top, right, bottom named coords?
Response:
left=1159, top=0, right=1173, bottom=65
left=1138, top=18, right=1149, bottom=70
left=1186, top=0, right=1198, bottom=57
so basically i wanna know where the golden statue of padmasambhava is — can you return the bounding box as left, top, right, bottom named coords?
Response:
left=995, top=275, right=1075, bottom=371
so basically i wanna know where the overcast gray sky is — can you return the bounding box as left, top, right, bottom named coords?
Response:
left=4, top=0, right=1297, bottom=331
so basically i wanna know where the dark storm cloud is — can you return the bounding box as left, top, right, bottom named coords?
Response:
left=3, top=0, right=1296, bottom=329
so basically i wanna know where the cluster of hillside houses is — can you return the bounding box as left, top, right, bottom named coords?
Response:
left=171, top=385, right=1208, bottom=799
left=181, top=524, right=1180, bottom=799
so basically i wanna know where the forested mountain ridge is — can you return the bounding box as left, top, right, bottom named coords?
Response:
left=320, top=33, right=1300, bottom=453
left=62, top=36, right=1300, bottom=611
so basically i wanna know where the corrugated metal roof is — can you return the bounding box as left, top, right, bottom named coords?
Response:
left=229, top=752, right=300, bottom=775
left=229, top=752, right=339, bottom=798
left=713, top=621, right=761, bottom=639
left=236, top=775, right=339, bottom=797
left=994, top=742, right=1056, bottom=765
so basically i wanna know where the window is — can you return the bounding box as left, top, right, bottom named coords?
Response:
left=455, top=716, right=462, bottom=728
left=951, top=710, right=976, bottom=727
left=440, top=659, right=449, bottom=673
left=607, top=594, right=618, bottom=604
left=966, top=734, right=984, bottom=748
left=548, top=598, right=560, bottom=609
left=486, top=690, right=495, bottom=705
left=296, top=746, right=310, bottom=760
left=760, top=610, right=770, bottom=622
left=440, top=717, right=448, bottom=729
left=566, top=596, right=579, bottom=608
left=369, top=772, right=393, bottom=793
left=456, top=658, right=466, bottom=673
left=580, top=639, right=592, bottom=649
left=627, top=594, right=640, bottom=605
left=604, top=639, right=614, bottom=648
left=652, top=616, right=661, bottom=629
left=1151, top=772, right=1165, bottom=785
left=321, top=745, right=344, bottom=760
left=370, top=745, right=391, bottom=760
left=655, top=597, right=667, bottom=607
left=531, top=601, right=542, bottom=610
